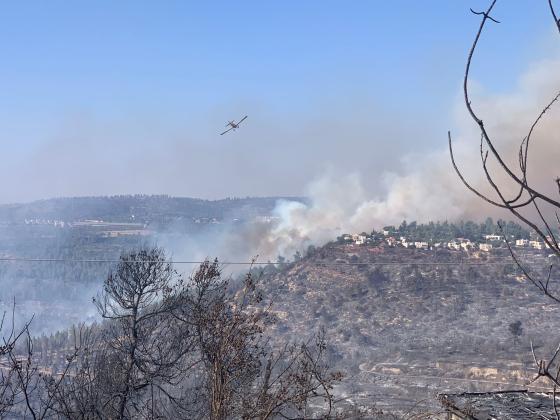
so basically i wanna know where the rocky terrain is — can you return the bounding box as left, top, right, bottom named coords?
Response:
left=257, top=242, right=560, bottom=412
left=30, top=240, right=560, bottom=414
left=14, top=238, right=560, bottom=415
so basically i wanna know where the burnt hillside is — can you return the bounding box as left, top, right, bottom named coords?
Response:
left=258, top=242, right=560, bottom=411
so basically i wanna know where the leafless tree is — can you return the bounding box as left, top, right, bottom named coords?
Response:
left=0, top=303, right=87, bottom=419
left=245, top=330, right=344, bottom=419
left=92, top=247, right=193, bottom=419
left=449, top=0, right=560, bottom=399
left=4, top=249, right=344, bottom=419
left=43, top=325, right=108, bottom=420
left=449, top=0, right=560, bottom=297
left=0, top=304, right=35, bottom=418
left=11, top=326, right=88, bottom=419
left=172, top=259, right=344, bottom=419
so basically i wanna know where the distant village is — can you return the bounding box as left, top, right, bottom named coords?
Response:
left=23, top=218, right=152, bottom=238
left=340, top=231, right=552, bottom=252
left=338, top=219, right=555, bottom=253
left=19, top=214, right=275, bottom=240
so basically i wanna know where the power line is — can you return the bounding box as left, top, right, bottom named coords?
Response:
left=0, top=257, right=550, bottom=267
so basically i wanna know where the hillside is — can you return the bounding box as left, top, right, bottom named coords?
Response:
left=16, top=236, right=560, bottom=414
left=0, top=195, right=305, bottom=227
left=256, top=242, right=560, bottom=412
left=1, top=197, right=559, bottom=413
left=28, top=239, right=560, bottom=414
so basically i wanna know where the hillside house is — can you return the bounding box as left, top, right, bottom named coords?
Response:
left=447, top=241, right=461, bottom=251
left=530, top=240, right=544, bottom=250
left=483, top=234, right=503, bottom=241
left=439, top=390, right=559, bottom=419
left=515, top=239, right=529, bottom=247
left=101, top=229, right=151, bottom=238
left=399, top=237, right=411, bottom=248
left=479, top=243, right=492, bottom=252
left=460, top=240, right=474, bottom=250
left=414, top=241, right=429, bottom=250
left=352, top=233, right=367, bottom=245
left=385, top=237, right=397, bottom=247
left=341, top=234, right=352, bottom=242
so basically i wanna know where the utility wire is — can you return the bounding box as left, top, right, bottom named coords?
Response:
left=0, top=257, right=552, bottom=266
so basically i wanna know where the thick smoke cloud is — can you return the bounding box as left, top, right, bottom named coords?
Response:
left=169, top=56, right=560, bottom=263
left=3, top=53, right=560, bottom=265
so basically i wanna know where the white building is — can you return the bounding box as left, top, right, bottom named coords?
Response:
left=385, top=237, right=397, bottom=247
left=479, top=243, right=493, bottom=252
left=460, top=241, right=474, bottom=250
left=515, top=239, right=529, bottom=247
left=448, top=241, right=461, bottom=251
left=484, top=234, right=503, bottom=241
left=352, top=234, right=367, bottom=245
left=530, top=240, right=544, bottom=250
left=414, top=241, right=429, bottom=250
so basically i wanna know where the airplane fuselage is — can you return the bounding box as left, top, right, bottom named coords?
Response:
left=220, top=115, right=246, bottom=135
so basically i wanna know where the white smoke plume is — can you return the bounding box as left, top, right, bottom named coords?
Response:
left=172, top=55, right=560, bottom=263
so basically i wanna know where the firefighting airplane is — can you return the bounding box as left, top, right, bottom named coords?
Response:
left=220, top=115, right=247, bottom=135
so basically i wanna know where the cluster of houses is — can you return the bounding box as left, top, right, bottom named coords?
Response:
left=22, top=218, right=153, bottom=238
left=342, top=231, right=551, bottom=253
left=193, top=217, right=221, bottom=224
left=342, top=233, right=369, bottom=245
left=24, top=218, right=67, bottom=228
left=514, top=238, right=551, bottom=250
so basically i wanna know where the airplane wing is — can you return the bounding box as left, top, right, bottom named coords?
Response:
left=238, top=115, right=248, bottom=124
left=220, top=127, right=234, bottom=135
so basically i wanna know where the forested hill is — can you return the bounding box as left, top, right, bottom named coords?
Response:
left=375, top=218, right=531, bottom=242
left=0, top=195, right=305, bottom=224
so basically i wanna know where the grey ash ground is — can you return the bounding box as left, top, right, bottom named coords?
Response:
left=257, top=242, right=560, bottom=413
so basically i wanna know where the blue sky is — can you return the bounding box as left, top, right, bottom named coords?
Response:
left=0, top=1, right=557, bottom=202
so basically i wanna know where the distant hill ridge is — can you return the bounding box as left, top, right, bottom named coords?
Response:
left=0, top=195, right=306, bottom=223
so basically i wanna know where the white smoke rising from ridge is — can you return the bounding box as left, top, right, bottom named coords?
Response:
left=226, top=56, right=560, bottom=261
left=162, top=55, right=560, bottom=264
left=251, top=160, right=471, bottom=260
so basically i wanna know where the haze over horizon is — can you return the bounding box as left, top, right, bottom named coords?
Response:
left=0, top=1, right=559, bottom=206
left=1, top=3, right=560, bottom=417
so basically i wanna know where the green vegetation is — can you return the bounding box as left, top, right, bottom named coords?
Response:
left=376, top=217, right=530, bottom=242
